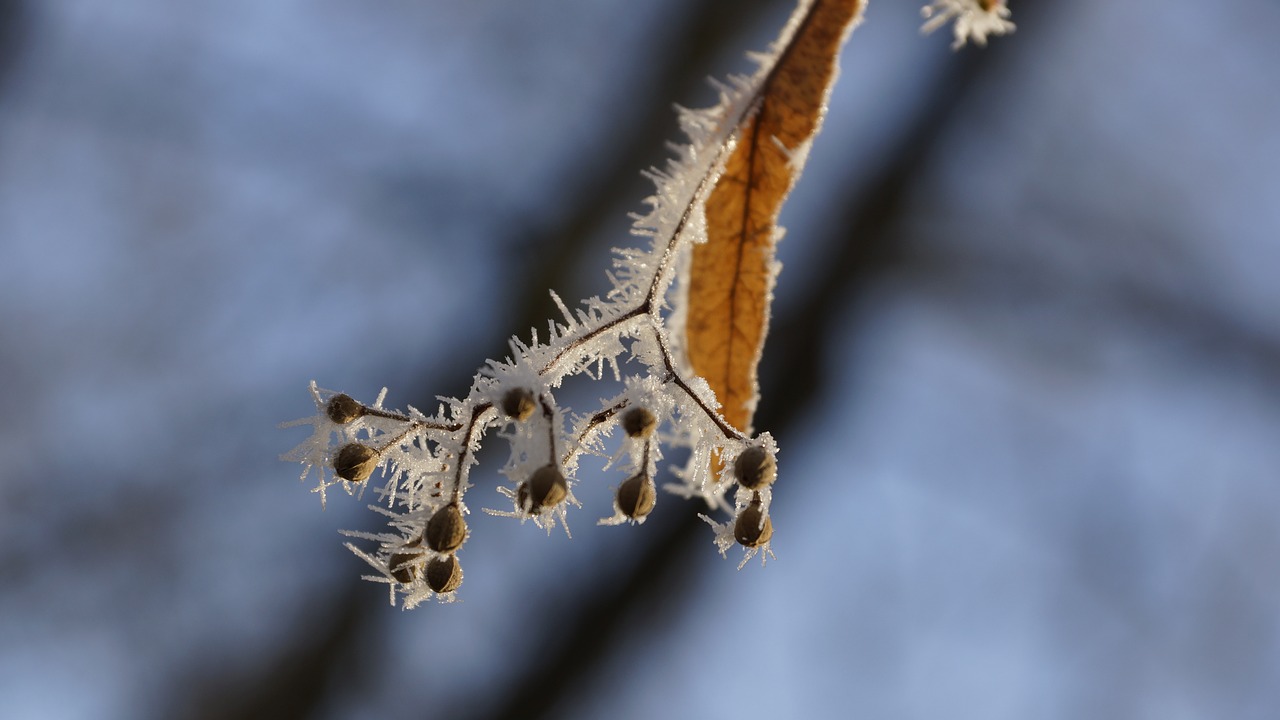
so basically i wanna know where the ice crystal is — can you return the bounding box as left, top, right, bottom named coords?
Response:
left=922, top=0, right=1016, bottom=49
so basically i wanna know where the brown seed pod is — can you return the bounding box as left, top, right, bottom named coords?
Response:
left=501, top=387, right=537, bottom=421
left=388, top=550, right=420, bottom=584
left=425, top=554, right=463, bottom=594
left=621, top=406, right=657, bottom=438
left=733, top=446, right=776, bottom=490
left=325, top=393, right=365, bottom=424
left=526, top=464, right=568, bottom=512
left=425, top=503, right=467, bottom=553
left=733, top=501, right=774, bottom=548
left=615, top=473, right=656, bottom=520
left=333, top=443, right=379, bottom=483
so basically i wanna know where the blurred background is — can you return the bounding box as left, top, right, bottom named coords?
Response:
left=2, top=0, right=1279, bottom=718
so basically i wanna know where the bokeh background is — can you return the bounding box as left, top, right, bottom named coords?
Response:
left=3, top=1, right=1279, bottom=718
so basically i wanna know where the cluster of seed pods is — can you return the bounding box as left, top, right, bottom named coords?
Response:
left=316, top=379, right=777, bottom=599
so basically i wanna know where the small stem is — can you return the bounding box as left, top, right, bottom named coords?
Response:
left=372, top=418, right=464, bottom=456
left=644, top=137, right=735, bottom=317
left=560, top=398, right=631, bottom=469
left=362, top=406, right=414, bottom=422
left=539, top=308, right=647, bottom=377
left=591, top=400, right=630, bottom=427
left=539, top=396, right=558, bottom=467
left=450, top=403, right=495, bottom=502
left=669, top=373, right=743, bottom=441
left=646, top=320, right=746, bottom=442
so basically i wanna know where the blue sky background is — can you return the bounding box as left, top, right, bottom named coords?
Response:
left=2, top=1, right=1278, bottom=718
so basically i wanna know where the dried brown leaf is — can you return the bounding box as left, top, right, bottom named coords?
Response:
left=686, top=0, right=862, bottom=434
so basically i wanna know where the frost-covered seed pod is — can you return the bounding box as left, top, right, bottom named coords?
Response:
left=621, top=406, right=657, bottom=438
left=733, top=446, right=776, bottom=490
left=333, top=443, right=378, bottom=483
left=425, top=503, right=467, bottom=553
left=734, top=499, right=773, bottom=548
left=616, top=473, right=656, bottom=520
left=526, top=464, right=568, bottom=512
left=501, top=387, right=537, bottom=421
left=325, top=393, right=364, bottom=424
left=425, top=554, right=463, bottom=594
left=388, top=550, right=419, bottom=584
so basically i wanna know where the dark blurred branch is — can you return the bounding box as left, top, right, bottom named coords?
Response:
left=0, top=0, right=27, bottom=96
left=179, top=586, right=369, bottom=720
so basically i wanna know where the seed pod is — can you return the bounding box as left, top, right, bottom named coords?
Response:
left=425, top=554, right=463, bottom=594
left=333, top=443, right=378, bottom=483
left=733, top=446, right=776, bottom=490
left=388, top=550, right=419, bottom=584
left=616, top=473, right=656, bottom=520
left=501, top=387, right=537, bottom=421
left=621, top=406, right=657, bottom=438
left=325, top=393, right=365, bottom=424
left=425, top=503, right=467, bottom=553
left=733, top=501, right=774, bottom=548
left=526, top=464, right=568, bottom=512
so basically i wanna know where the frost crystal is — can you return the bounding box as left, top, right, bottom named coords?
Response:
left=921, top=0, right=1016, bottom=49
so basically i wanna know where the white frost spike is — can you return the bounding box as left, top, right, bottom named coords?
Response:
left=550, top=290, right=577, bottom=331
